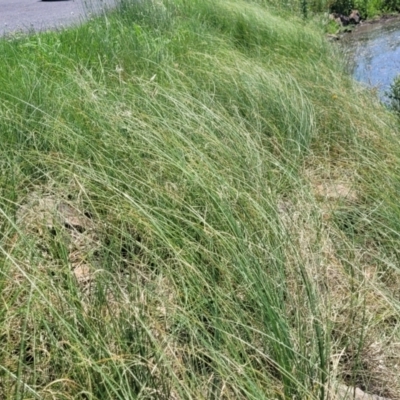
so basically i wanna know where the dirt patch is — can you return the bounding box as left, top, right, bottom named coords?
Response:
left=358, top=14, right=400, bottom=26
left=314, top=182, right=358, bottom=202
left=16, top=190, right=99, bottom=287
left=332, top=384, right=391, bottom=399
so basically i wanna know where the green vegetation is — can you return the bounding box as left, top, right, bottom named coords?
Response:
left=289, top=0, right=400, bottom=17
left=330, top=0, right=400, bottom=16
left=388, top=75, right=400, bottom=113
left=1, top=0, right=400, bottom=398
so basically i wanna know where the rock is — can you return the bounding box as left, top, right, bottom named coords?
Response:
left=331, top=10, right=361, bottom=27
left=340, top=15, right=350, bottom=26
left=335, top=384, right=391, bottom=400
left=349, top=9, right=361, bottom=24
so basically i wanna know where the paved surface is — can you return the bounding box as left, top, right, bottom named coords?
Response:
left=0, top=0, right=115, bottom=35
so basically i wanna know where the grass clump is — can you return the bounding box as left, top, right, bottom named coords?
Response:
left=1, top=0, right=400, bottom=398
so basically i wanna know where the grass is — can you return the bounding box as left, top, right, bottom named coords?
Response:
left=1, top=0, right=400, bottom=398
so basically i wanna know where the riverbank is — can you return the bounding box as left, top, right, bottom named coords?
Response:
left=1, top=0, right=400, bottom=398
left=327, top=9, right=400, bottom=40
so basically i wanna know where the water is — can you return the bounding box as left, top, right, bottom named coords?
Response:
left=343, top=18, right=400, bottom=101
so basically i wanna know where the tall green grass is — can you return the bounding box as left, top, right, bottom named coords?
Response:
left=1, top=0, right=400, bottom=398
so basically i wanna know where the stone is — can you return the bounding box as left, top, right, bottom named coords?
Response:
left=349, top=10, right=361, bottom=24
left=340, top=15, right=350, bottom=26
left=335, top=384, right=391, bottom=400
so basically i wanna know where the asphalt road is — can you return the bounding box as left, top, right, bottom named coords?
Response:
left=0, top=0, right=115, bottom=35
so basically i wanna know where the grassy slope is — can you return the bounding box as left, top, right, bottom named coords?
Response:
left=1, top=0, right=400, bottom=398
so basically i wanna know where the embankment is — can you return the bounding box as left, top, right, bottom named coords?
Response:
left=1, top=0, right=400, bottom=398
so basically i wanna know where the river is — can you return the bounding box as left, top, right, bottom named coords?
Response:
left=343, top=17, right=400, bottom=101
